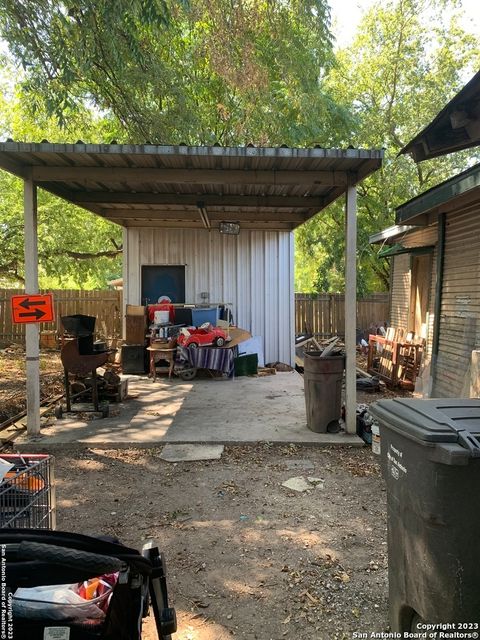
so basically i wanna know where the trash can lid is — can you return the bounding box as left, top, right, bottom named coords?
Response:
left=369, top=398, right=480, bottom=457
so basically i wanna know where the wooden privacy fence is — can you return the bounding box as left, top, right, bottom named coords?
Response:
left=295, top=293, right=390, bottom=337
left=0, top=289, right=122, bottom=344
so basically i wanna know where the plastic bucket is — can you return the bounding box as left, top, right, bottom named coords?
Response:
left=154, top=310, right=170, bottom=324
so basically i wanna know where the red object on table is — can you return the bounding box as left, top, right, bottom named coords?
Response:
left=177, top=324, right=230, bottom=349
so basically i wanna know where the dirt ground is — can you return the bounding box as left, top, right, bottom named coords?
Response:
left=53, top=445, right=388, bottom=640
left=1, top=346, right=399, bottom=639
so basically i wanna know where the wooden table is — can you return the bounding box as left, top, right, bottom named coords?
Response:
left=147, top=340, right=176, bottom=381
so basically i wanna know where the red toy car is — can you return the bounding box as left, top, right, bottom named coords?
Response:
left=178, top=323, right=231, bottom=349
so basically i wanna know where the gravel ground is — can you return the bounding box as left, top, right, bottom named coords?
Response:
left=54, top=444, right=389, bottom=640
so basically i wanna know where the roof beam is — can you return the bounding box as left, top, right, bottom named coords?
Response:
left=102, top=209, right=307, bottom=222
left=120, top=219, right=295, bottom=230
left=0, top=152, right=28, bottom=179
left=72, top=192, right=322, bottom=209
left=32, top=166, right=349, bottom=186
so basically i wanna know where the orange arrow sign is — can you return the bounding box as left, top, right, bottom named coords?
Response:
left=11, top=294, right=55, bottom=324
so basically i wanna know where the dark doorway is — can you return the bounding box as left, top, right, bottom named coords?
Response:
left=141, top=265, right=186, bottom=305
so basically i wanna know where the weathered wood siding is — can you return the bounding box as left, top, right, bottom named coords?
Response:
left=403, top=225, right=438, bottom=361
left=435, top=207, right=480, bottom=397
left=390, top=253, right=411, bottom=330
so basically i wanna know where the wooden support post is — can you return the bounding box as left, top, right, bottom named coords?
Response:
left=24, top=176, right=41, bottom=435
left=345, top=182, right=357, bottom=434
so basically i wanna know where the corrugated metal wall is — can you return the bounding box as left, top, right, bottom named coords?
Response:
left=435, top=208, right=480, bottom=397
left=123, top=228, right=295, bottom=365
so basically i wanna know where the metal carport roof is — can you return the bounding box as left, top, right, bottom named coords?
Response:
left=0, top=142, right=383, bottom=230
left=0, top=140, right=383, bottom=438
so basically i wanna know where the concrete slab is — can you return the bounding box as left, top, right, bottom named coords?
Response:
left=16, top=372, right=364, bottom=449
left=160, top=444, right=224, bottom=462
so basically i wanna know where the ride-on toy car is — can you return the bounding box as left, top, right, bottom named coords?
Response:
left=177, top=323, right=230, bottom=349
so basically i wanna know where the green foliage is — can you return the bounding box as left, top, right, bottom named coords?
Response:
left=0, top=0, right=479, bottom=292
left=294, top=0, right=480, bottom=294
left=0, top=65, right=122, bottom=288
left=0, top=0, right=349, bottom=146
left=0, top=168, right=122, bottom=288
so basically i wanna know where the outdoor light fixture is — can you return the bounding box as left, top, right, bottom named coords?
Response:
left=219, top=221, right=240, bottom=235
left=196, top=201, right=211, bottom=229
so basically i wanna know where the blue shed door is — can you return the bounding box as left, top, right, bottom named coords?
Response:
left=141, top=265, right=186, bottom=305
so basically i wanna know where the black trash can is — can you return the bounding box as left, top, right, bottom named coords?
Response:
left=369, top=397, right=480, bottom=631
left=303, top=352, right=345, bottom=433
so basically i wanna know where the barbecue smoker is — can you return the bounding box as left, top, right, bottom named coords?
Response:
left=57, top=315, right=111, bottom=418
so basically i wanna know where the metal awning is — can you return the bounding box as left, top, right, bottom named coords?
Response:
left=0, top=142, right=383, bottom=230
left=399, top=70, right=480, bottom=162
left=376, top=243, right=434, bottom=258
left=369, top=224, right=418, bottom=245
left=0, top=140, right=383, bottom=439
left=396, top=161, right=480, bottom=225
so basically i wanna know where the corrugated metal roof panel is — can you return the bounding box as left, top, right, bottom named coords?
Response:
left=0, top=141, right=383, bottom=230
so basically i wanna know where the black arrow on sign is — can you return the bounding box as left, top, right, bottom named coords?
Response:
left=19, top=298, right=47, bottom=310
left=18, top=309, right=46, bottom=320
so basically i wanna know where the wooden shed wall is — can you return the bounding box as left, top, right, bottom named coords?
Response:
left=390, top=253, right=411, bottom=330
left=123, top=227, right=295, bottom=366
left=403, top=225, right=438, bottom=361
left=435, top=207, right=480, bottom=397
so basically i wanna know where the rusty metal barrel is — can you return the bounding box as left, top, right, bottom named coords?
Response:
left=303, top=352, right=345, bottom=433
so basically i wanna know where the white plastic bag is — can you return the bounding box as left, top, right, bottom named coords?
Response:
left=13, top=584, right=107, bottom=622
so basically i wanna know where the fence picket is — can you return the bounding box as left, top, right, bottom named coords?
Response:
left=0, top=289, right=122, bottom=344
left=295, top=292, right=389, bottom=337
left=0, top=289, right=389, bottom=345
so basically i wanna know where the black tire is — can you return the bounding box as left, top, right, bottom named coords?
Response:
left=179, top=368, right=197, bottom=381
left=188, top=342, right=199, bottom=349
left=214, top=337, right=225, bottom=347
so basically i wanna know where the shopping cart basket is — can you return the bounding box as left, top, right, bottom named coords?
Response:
left=0, top=454, right=55, bottom=529
left=0, top=528, right=177, bottom=640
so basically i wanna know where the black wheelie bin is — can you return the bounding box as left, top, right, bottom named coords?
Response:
left=369, top=397, right=480, bottom=632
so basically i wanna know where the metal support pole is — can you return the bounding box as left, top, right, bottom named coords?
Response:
left=24, top=176, right=41, bottom=435
left=345, top=182, right=357, bottom=434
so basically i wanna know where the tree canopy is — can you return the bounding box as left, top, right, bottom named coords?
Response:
left=0, top=0, right=478, bottom=291
left=296, top=0, right=480, bottom=294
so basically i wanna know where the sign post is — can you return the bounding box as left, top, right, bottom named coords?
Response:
left=11, top=292, right=55, bottom=436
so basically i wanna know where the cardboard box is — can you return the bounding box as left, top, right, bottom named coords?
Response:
left=126, top=304, right=146, bottom=317
left=126, top=315, right=147, bottom=344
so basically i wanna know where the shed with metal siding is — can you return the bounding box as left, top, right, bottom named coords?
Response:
left=124, top=227, right=294, bottom=365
